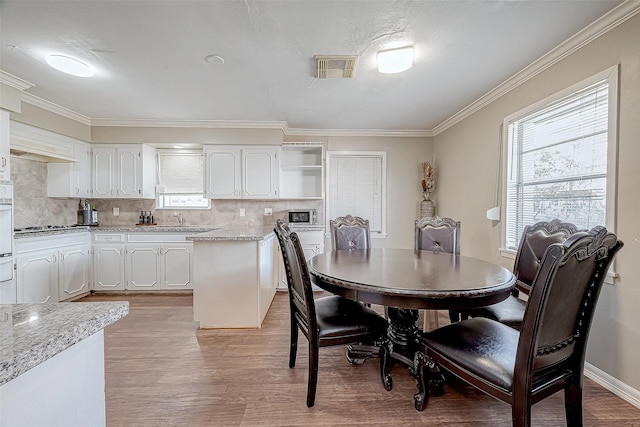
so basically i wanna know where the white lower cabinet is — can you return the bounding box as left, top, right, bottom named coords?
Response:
left=161, top=243, right=193, bottom=289
left=58, top=243, right=91, bottom=300
left=126, top=244, right=161, bottom=290
left=16, top=248, right=57, bottom=303
left=93, top=234, right=126, bottom=291
left=16, top=233, right=91, bottom=303
left=93, top=233, right=193, bottom=291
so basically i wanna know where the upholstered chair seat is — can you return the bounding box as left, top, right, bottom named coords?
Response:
left=274, top=219, right=387, bottom=407
left=413, top=226, right=623, bottom=426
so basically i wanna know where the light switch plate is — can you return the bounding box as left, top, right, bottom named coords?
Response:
left=264, top=208, right=272, bottom=216
left=239, top=208, right=246, bottom=217
left=113, top=207, right=120, bottom=216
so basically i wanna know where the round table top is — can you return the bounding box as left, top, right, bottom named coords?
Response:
left=309, top=248, right=516, bottom=310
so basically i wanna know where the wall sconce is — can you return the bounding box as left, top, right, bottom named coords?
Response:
left=377, top=46, right=414, bottom=74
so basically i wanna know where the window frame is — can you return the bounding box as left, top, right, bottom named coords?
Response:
left=325, top=151, right=387, bottom=238
left=499, top=65, right=619, bottom=280
left=155, top=149, right=211, bottom=210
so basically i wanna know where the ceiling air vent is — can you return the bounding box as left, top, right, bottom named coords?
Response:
left=314, top=55, right=358, bottom=79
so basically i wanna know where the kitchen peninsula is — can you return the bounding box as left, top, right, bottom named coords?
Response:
left=188, top=225, right=279, bottom=329
left=0, top=301, right=128, bottom=426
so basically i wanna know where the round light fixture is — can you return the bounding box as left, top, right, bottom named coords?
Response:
left=377, top=46, right=414, bottom=74
left=45, top=54, right=94, bottom=77
left=205, top=54, right=225, bottom=65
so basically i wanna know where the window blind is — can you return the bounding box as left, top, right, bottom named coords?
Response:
left=157, top=152, right=204, bottom=194
left=505, top=79, right=609, bottom=249
left=327, top=154, right=384, bottom=233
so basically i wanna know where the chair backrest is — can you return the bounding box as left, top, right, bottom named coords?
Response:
left=514, top=226, right=622, bottom=388
left=415, top=216, right=460, bottom=255
left=330, top=214, right=371, bottom=251
left=274, top=219, right=318, bottom=340
left=512, top=219, right=579, bottom=294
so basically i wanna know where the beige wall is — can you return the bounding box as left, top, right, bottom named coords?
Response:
left=433, top=14, right=640, bottom=391
left=91, top=125, right=284, bottom=146
left=11, top=103, right=91, bottom=142
left=320, top=135, right=433, bottom=249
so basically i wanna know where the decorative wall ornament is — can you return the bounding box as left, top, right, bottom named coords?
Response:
left=420, top=161, right=436, bottom=218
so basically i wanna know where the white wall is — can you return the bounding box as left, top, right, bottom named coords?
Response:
left=433, top=13, right=640, bottom=393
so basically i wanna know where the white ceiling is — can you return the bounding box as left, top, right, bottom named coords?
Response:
left=0, top=1, right=628, bottom=134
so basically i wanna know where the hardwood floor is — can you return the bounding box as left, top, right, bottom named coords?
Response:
left=78, top=292, right=640, bottom=426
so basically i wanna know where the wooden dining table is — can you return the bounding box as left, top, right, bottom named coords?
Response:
left=309, top=248, right=516, bottom=404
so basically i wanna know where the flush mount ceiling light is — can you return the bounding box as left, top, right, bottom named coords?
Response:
left=377, top=46, right=414, bottom=74
left=45, top=54, right=94, bottom=77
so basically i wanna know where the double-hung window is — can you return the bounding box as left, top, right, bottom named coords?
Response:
left=503, top=66, right=618, bottom=251
left=156, top=150, right=210, bottom=209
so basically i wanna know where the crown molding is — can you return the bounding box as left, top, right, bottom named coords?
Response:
left=0, top=70, right=34, bottom=91
left=432, top=0, right=640, bottom=136
left=283, top=126, right=433, bottom=138
left=21, top=92, right=92, bottom=125
left=8, top=1, right=638, bottom=138
left=89, top=118, right=288, bottom=130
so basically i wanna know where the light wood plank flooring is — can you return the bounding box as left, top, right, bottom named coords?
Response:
left=78, top=292, right=640, bottom=426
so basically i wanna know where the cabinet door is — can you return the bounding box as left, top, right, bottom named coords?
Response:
left=58, top=244, right=90, bottom=301
left=47, top=140, right=92, bottom=198
left=76, top=142, right=92, bottom=198
left=93, top=245, right=125, bottom=290
left=92, top=146, right=115, bottom=197
left=117, top=146, right=141, bottom=198
left=160, top=243, right=192, bottom=289
left=126, top=245, right=160, bottom=289
left=0, top=111, right=11, bottom=181
left=242, top=147, right=278, bottom=198
left=17, top=249, right=57, bottom=303
left=204, top=147, right=241, bottom=198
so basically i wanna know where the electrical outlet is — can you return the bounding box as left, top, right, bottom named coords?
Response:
left=264, top=207, right=272, bottom=216
left=113, top=207, right=120, bottom=216
left=239, top=208, right=246, bottom=217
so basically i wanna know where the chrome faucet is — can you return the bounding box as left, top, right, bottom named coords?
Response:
left=173, top=212, right=185, bottom=226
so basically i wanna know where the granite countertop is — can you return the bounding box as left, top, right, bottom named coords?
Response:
left=13, top=226, right=92, bottom=239
left=0, top=301, right=129, bottom=385
left=93, top=225, right=224, bottom=233
left=187, top=225, right=276, bottom=241
left=14, top=225, right=224, bottom=239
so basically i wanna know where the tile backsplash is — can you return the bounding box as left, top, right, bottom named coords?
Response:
left=11, top=157, right=78, bottom=228
left=10, top=157, right=324, bottom=228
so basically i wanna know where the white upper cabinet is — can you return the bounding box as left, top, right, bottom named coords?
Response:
left=204, top=145, right=278, bottom=199
left=279, top=142, right=323, bottom=199
left=203, top=146, right=241, bottom=198
left=47, top=140, right=92, bottom=198
left=91, top=144, right=156, bottom=199
left=0, top=110, right=10, bottom=181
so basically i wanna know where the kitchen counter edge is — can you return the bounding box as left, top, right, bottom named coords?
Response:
left=0, top=301, right=129, bottom=386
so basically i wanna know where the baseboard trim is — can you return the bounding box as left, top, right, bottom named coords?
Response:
left=584, top=362, right=640, bottom=409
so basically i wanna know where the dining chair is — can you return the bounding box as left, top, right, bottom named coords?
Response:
left=330, top=214, right=371, bottom=251
left=414, top=216, right=461, bottom=328
left=273, top=219, right=387, bottom=407
left=464, top=219, right=579, bottom=330
left=412, top=226, right=623, bottom=426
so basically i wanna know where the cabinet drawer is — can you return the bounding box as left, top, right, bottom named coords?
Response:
left=94, top=234, right=125, bottom=243
left=127, top=233, right=189, bottom=243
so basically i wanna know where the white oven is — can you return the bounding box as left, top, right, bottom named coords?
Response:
left=0, top=181, right=14, bottom=283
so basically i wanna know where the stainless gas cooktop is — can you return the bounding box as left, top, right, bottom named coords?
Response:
left=14, top=225, right=82, bottom=233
